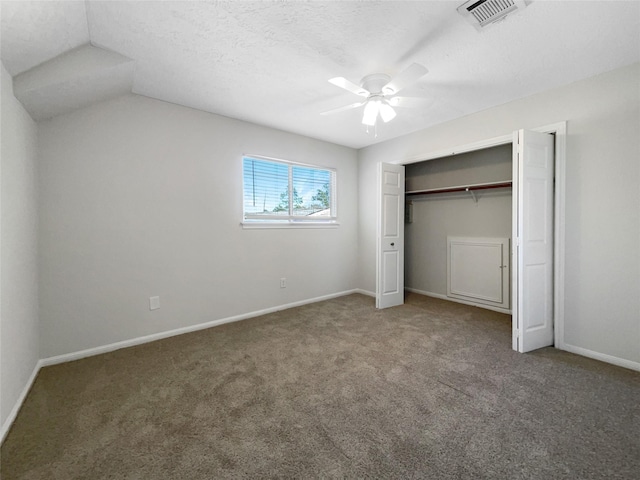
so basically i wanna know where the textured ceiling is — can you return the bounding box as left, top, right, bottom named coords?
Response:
left=1, top=1, right=639, bottom=148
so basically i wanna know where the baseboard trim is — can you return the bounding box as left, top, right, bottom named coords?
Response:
left=405, top=288, right=512, bottom=315
left=559, top=343, right=640, bottom=372
left=41, top=289, right=365, bottom=368
left=1, top=359, right=44, bottom=444
left=354, top=288, right=375, bottom=298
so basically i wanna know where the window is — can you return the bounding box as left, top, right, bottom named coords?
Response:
left=242, top=155, right=337, bottom=226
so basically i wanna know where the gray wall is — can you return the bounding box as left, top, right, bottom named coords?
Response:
left=38, top=94, right=359, bottom=358
left=358, top=63, right=640, bottom=367
left=1, top=63, right=39, bottom=433
left=405, top=145, right=512, bottom=298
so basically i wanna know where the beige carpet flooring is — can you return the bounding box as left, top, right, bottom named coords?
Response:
left=2, top=293, right=639, bottom=479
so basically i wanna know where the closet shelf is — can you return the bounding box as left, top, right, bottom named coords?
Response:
left=405, top=180, right=512, bottom=197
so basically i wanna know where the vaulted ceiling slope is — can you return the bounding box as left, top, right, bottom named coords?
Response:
left=1, top=1, right=639, bottom=149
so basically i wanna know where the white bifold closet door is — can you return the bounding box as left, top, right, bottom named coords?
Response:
left=513, top=129, right=555, bottom=353
left=376, top=162, right=405, bottom=309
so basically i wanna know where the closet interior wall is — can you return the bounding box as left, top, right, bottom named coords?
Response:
left=405, top=144, right=513, bottom=302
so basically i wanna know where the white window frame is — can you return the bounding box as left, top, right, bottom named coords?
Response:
left=241, top=154, right=338, bottom=229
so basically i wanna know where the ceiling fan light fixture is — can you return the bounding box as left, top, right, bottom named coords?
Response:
left=379, top=103, right=396, bottom=123
left=362, top=100, right=380, bottom=126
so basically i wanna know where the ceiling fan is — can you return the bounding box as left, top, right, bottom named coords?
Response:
left=321, top=63, right=430, bottom=128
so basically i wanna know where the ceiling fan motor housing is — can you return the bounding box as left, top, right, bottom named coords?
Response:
left=361, top=73, right=392, bottom=95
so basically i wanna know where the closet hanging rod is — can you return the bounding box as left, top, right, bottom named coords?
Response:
left=405, top=180, right=512, bottom=196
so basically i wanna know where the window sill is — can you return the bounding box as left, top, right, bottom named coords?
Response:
left=241, top=221, right=339, bottom=229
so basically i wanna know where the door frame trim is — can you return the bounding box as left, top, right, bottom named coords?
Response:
left=395, top=121, right=567, bottom=351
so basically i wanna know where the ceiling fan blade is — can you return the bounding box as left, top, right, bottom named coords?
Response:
left=320, top=101, right=366, bottom=116
left=328, top=77, right=370, bottom=97
left=382, top=63, right=429, bottom=95
left=389, top=96, right=434, bottom=108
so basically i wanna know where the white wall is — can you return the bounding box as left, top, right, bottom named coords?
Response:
left=38, top=94, right=359, bottom=358
left=0, top=63, right=39, bottom=432
left=359, top=63, right=640, bottom=367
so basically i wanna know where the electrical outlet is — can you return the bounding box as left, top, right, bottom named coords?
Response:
left=149, top=296, right=160, bottom=310
left=280, top=278, right=286, bottom=288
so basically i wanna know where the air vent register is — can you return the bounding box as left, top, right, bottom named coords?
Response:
left=458, top=0, right=528, bottom=30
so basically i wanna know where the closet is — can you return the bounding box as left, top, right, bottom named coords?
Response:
left=404, top=144, right=513, bottom=313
